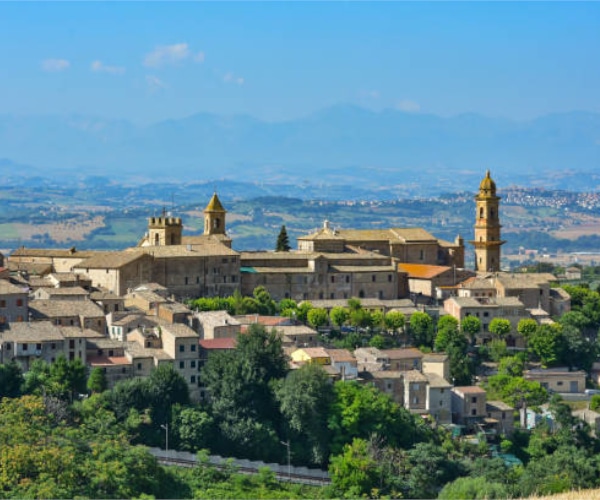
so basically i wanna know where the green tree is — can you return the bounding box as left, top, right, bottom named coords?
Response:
left=252, top=286, right=277, bottom=315
left=488, top=318, right=511, bottom=339
left=275, top=364, right=334, bottom=466
left=517, top=318, right=538, bottom=340
left=590, top=394, right=600, bottom=412
left=329, top=438, right=380, bottom=498
left=497, top=355, right=525, bottom=377
left=368, top=334, right=387, bottom=349
left=147, top=364, right=190, bottom=427
left=409, top=311, right=434, bottom=348
left=296, top=301, right=313, bottom=323
left=435, top=316, right=460, bottom=352
left=275, top=225, right=291, bottom=252
left=486, top=374, right=548, bottom=408
left=0, top=362, right=23, bottom=399
left=489, top=339, right=508, bottom=362
left=349, top=308, right=372, bottom=330
left=439, top=476, right=510, bottom=499
left=461, top=315, right=481, bottom=344
left=528, top=324, right=564, bottom=367
left=384, top=311, right=405, bottom=335
left=307, top=308, right=329, bottom=329
left=330, top=306, right=350, bottom=329
left=171, top=405, right=214, bottom=452
left=87, top=367, right=108, bottom=394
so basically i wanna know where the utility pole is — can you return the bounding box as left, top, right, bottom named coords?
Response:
left=281, top=439, right=291, bottom=481
left=161, top=423, right=169, bottom=456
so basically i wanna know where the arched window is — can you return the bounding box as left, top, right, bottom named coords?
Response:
left=154, top=233, right=160, bottom=245
left=479, top=207, right=484, bottom=218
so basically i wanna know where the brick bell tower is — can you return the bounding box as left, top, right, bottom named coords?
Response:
left=470, top=170, right=505, bottom=272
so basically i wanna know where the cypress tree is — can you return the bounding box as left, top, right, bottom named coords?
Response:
left=276, top=225, right=291, bottom=252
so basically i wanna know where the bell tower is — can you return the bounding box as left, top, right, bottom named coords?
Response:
left=203, top=192, right=227, bottom=236
left=470, top=170, right=504, bottom=272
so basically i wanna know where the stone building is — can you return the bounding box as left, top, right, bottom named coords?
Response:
left=0, top=279, right=28, bottom=326
left=470, top=170, right=504, bottom=272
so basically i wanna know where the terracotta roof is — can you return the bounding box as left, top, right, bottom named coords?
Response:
left=199, top=337, right=237, bottom=349
left=398, top=263, right=451, bottom=279
left=235, top=315, right=293, bottom=327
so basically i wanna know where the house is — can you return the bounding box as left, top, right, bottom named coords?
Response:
left=290, top=347, right=330, bottom=366
left=422, top=353, right=450, bottom=381
left=380, top=347, right=424, bottom=372
left=0, top=279, right=29, bottom=326
left=89, top=291, right=124, bottom=314
left=397, top=263, right=474, bottom=299
left=425, top=373, right=452, bottom=425
left=451, top=386, right=487, bottom=426
left=402, top=370, right=428, bottom=412
left=524, top=368, right=586, bottom=393
left=364, top=371, right=404, bottom=405
left=107, top=311, right=158, bottom=341
left=0, top=321, right=65, bottom=370
left=28, top=299, right=106, bottom=333
left=565, top=267, right=582, bottom=281
left=33, top=286, right=89, bottom=301
left=325, top=348, right=358, bottom=379
left=157, top=301, right=191, bottom=324
left=198, top=337, right=237, bottom=368
left=193, top=310, right=241, bottom=340
left=486, top=400, right=515, bottom=436
left=573, top=409, right=600, bottom=436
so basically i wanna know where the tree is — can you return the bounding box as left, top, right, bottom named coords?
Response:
left=489, top=339, right=508, bottom=362
left=275, top=225, right=291, bottom=252
left=330, top=306, right=350, bottom=329
left=147, top=364, right=190, bottom=427
left=409, top=312, right=434, bottom=348
left=349, top=308, right=372, bottom=330
left=171, top=405, right=214, bottom=452
left=435, top=316, right=460, bottom=352
left=486, top=374, right=548, bottom=408
left=252, top=286, right=277, bottom=315
left=87, top=367, right=108, bottom=394
left=328, top=381, right=428, bottom=455
left=329, top=438, right=380, bottom=498
left=497, top=355, right=525, bottom=377
left=528, top=324, right=564, bottom=367
left=461, top=316, right=481, bottom=344
left=517, top=318, right=538, bottom=340
left=488, top=318, right=511, bottom=339
left=296, top=301, right=313, bottom=323
left=439, top=476, right=510, bottom=499
left=590, top=394, right=600, bottom=412
left=0, top=362, right=23, bottom=399
left=384, top=311, right=405, bottom=335
left=560, top=323, right=597, bottom=372
left=307, top=308, right=329, bottom=329
left=274, top=363, right=334, bottom=466
left=371, top=310, right=385, bottom=329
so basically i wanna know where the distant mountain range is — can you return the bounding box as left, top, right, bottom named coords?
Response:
left=1, top=105, right=599, bottom=193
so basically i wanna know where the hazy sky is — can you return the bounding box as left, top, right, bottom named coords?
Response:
left=1, top=2, right=599, bottom=124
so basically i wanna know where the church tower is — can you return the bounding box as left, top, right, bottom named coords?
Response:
left=470, top=170, right=504, bottom=272
left=204, top=192, right=227, bottom=236
left=147, top=211, right=182, bottom=246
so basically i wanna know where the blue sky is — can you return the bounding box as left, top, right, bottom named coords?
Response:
left=0, top=2, right=599, bottom=124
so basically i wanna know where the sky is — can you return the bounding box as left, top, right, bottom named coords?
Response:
left=0, top=2, right=599, bottom=125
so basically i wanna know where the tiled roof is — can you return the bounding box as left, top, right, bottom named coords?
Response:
left=195, top=310, right=241, bottom=327
left=1, top=321, right=64, bottom=341
left=75, top=251, right=147, bottom=269
left=142, top=243, right=238, bottom=257
left=294, top=347, right=329, bottom=358
left=157, top=321, right=198, bottom=338
left=424, top=373, right=452, bottom=388
left=380, top=347, right=423, bottom=359
left=325, top=349, right=356, bottom=363
left=487, top=400, right=514, bottom=412
left=29, top=299, right=105, bottom=318
left=58, top=326, right=105, bottom=338
left=10, top=247, right=98, bottom=258
left=88, top=355, right=132, bottom=367
left=0, top=280, right=29, bottom=295
left=37, top=287, right=89, bottom=296
left=398, top=263, right=451, bottom=279
left=453, top=386, right=486, bottom=394
left=199, top=337, right=237, bottom=349
left=403, top=370, right=429, bottom=382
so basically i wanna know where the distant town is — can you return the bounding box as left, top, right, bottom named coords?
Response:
left=2, top=171, right=600, bottom=498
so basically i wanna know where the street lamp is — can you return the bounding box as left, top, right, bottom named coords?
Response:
left=161, top=423, right=169, bottom=456
left=280, top=439, right=291, bottom=482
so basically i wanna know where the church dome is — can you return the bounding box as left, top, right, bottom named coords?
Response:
left=479, top=170, right=497, bottom=196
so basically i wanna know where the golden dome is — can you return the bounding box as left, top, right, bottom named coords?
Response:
left=479, top=170, right=497, bottom=196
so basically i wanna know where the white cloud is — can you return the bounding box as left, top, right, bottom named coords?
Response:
left=91, top=60, right=125, bottom=74
left=41, top=58, right=70, bottom=72
left=146, top=75, right=167, bottom=92
left=144, top=43, right=191, bottom=68
left=223, top=72, right=244, bottom=85
left=395, top=99, right=421, bottom=113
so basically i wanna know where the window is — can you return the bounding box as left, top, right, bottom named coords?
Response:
left=179, top=361, right=185, bottom=369
left=231, top=275, right=237, bottom=283
left=479, top=207, right=484, bottom=218
left=419, top=249, right=424, bottom=261
left=191, top=360, right=196, bottom=368
left=122, top=367, right=127, bottom=374
left=222, top=258, right=228, bottom=263
left=22, top=343, right=28, bottom=351
left=196, top=276, right=200, bottom=284
left=471, top=397, right=477, bottom=403
left=414, top=384, right=420, bottom=391
left=5, top=342, right=10, bottom=350
left=483, top=312, right=489, bottom=317
left=36, top=343, right=42, bottom=350
left=345, top=276, right=350, bottom=283
left=388, top=274, right=392, bottom=282
left=191, top=344, right=196, bottom=352
left=331, top=276, right=335, bottom=283
left=557, top=381, right=564, bottom=386
left=191, top=375, right=196, bottom=384
left=471, top=408, right=477, bottom=416
left=330, top=293, right=335, bottom=299
left=0, top=300, right=5, bottom=308
left=179, top=344, right=185, bottom=352
left=372, top=275, right=376, bottom=282
left=109, top=350, right=114, bottom=356
left=137, top=363, right=142, bottom=370
left=185, top=277, right=189, bottom=285
left=69, top=340, right=75, bottom=349
left=319, top=292, right=324, bottom=299
left=440, top=400, right=444, bottom=406
left=16, top=299, right=23, bottom=307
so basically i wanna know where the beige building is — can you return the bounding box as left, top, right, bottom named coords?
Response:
left=422, top=353, right=450, bottom=381
left=451, top=386, right=487, bottom=425
left=0, top=321, right=66, bottom=369
left=28, top=299, right=106, bottom=333
left=403, top=370, right=428, bottom=412
left=425, top=373, right=452, bottom=424
left=193, top=310, right=241, bottom=340
left=524, top=368, right=586, bottom=393
left=486, top=400, right=515, bottom=436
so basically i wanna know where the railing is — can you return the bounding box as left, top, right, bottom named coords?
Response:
left=148, top=448, right=331, bottom=486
